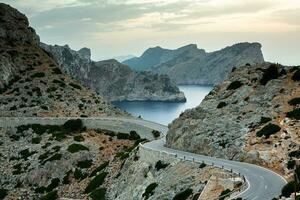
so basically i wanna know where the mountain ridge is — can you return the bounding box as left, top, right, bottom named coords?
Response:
left=123, top=42, right=264, bottom=85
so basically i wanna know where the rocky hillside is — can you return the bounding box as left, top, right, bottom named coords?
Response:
left=123, top=43, right=264, bottom=85
left=0, top=3, right=123, bottom=117
left=166, top=62, right=300, bottom=178
left=40, top=44, right=185, bottom=102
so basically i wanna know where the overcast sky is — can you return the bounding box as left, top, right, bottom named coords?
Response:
left=3, top=0, right=300, bottom=65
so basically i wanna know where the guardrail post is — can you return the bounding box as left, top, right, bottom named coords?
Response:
left=212, top=162, right=214, bottom=166
left=222, top=165, right=224, bottom=169
left=175, top=154, right=177, bottom=158
left=183, top=156, right=185, bottom=160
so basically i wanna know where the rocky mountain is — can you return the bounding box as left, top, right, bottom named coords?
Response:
left=40, top=44, right=186, bottom=102
left=0, top=3, right=122, bottom=117
left=166, top=62, right=300, bottom=178
left=123, top=43, right=265, bottom=85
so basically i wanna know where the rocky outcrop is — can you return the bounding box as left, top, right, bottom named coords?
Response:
left=0, top=3, right=123, bottom=117
left=123, top=43, right=264, bottom=85
left=40, top=44, right=186, bottom=102
left=166, top=62, right=300, bottom=176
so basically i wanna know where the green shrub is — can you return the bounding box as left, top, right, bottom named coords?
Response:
left=281, top=181, right=300, bottom=197
left=90, top=188, right=106, bottom=200
left=52, top=68, right=62, bottom=74
left=67, top=143, right=89, bottom=153
left=46, top=178, right=60, bottom=192
left=288, top=97, right=300, bottom=106
left=256, top=123, right=281, bottom=138
left=74, top=134, right=85, bottom=142
left=142, top=183, right=158, bottom=199
left=116, top=132, right=130, bottom=140
left=40, top=190, right=58, bottom=200
left=289, top=150, right=300, bottom=158
left=287, top=160, right=296, bottom=169
left=63, top=119, right=83, bottom=132
left=199, top=163, right=207, bottom=168
left=292, top=68, right=300, bottom=81
left=12, top=163, right=23, bottom=175
left=219, top=189, right=231, bottom=200
left=0, top=189, right=8, bottom=199
left=19, top=148, right=36, bottom=160
left=90, top=161, right=109, bottom=177
left=155, top=160, right=169, bottom=171
left=260, top=64, right=280, bottom=85
left=217, top=102, right=227, bottom=109
left=129, top=131, right=141, bottom=140
left=227, top=80, right=243, bottom=90
left=287, top=108, right=300, bottom=120
left=85, top=172, right=108, bottom=193
left=63, top=170, right=72, bottom=184
left=30, top=72, right=45, bottom=78
left=31, top=136, right=42, bottom=144
left=69, top=83, right=82, bottom=90
left=173, top=188, right=193, bottom=200
left=116, top=151, right=130, bottom=160
left=41, top=153, right=62, bottom=165
left=259, top=117, right=272, bottom=125
left=74, top=168, right=87, bottom=180
left=77, top=159, right=93, bottom=168
left=152, top=130, right=161, bottom=138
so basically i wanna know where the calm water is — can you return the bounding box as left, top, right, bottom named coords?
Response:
left=113, top=85, right=213, bottom=125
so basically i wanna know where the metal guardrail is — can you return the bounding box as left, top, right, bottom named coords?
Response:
left=139, top=143, right=248, bottom=200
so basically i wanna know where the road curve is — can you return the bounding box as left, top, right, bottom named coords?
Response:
left=114, top=117, right=287, bottom=200
left=0, top=117, right=286, bottom=199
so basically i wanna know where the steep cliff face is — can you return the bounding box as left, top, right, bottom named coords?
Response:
left=123, top=43, right=264, bottom=85
left=41, top=44, right=186, bottom=102
left=0, top=3, right=123, bottom=117
left=166, top=62, right=300, bottom=176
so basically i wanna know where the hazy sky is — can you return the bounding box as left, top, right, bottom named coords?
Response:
left=3, top=0, right=300, bottom=65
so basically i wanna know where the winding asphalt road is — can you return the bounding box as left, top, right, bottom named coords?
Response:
left=114, top=117, right=287, bottom=200
left=0, top=117, right=287, bottom=199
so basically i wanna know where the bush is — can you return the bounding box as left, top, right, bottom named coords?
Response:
left=30, top=72, right=45, bottom=78
left=69, top=83, right=82, bottom=90
left=155, top=160, right=169, bottom=171
left=41, top=153, right=62, bottom=165
left=260, top=64, right=280, bottom=85
left=256, top=123, right=281, bottom=138
left=90, top=162, right=109, bottom=177
left=281, top=181, right=300, bottom=197
left=74, top=168, right=87, bottom=180
left=40, top=190, right=58, bottom=200
left=129, top=131, right=141, bottom=140
left=46, top=178, right=60, bottom=192
left=19, top=148, right=36, bottom=160
left=0, top=189, right=8, bottom=199
left=63, top=170, right=72, bottom=184
left=74, top=134, right=85, bottom=142
left=217, top=102, right=227, bottom=109
left=292, top=68, right=300, bottom=81
left=85, top=172, right=108, bottom=193
left=173, top=188, right=193, bottom=200
left=259, top=117, right=272, bottom=125
left=31, top=136, right=42, bottom=144
left=116, top=132, right=130, bottom=140
left=287, top=108, right=300, bottom=120
left=77, top=159, right=93, bottom=168
left=289, top=150, right=300, bottom=158
left=152, top=130, right=161, bottom=138
left=52, top=68, right=62, bottom=74
left=63, top=119, right=83, bottom=132
left=219, top=189, right=231, bottom=200
left=90, top=188, right=106, bottom=200
left=287, top=160, right=296, bottom=169
left=288, top=97, right=300, bottom=106
left=227, top=80, right=243, bottom=90
left=142, top=183, right=158, bottom=199
left=199, top=163, right=207, bottom=168
left=67, top=143, right=89, bottom=153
